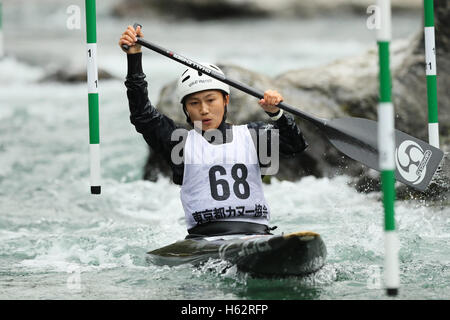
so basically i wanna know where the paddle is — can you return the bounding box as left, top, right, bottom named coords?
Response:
left=122, top=23, right=444, bottom=192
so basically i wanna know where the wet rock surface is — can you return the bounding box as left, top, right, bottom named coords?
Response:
left=141, top=1, right=449, bottom=198
left=113, top=0, right=422, bottom=20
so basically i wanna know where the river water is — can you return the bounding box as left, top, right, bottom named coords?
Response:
left=0, top=1, right=449, bottom=300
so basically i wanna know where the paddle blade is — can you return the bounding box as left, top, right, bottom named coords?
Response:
left=323, top=117, right=444, bottom=192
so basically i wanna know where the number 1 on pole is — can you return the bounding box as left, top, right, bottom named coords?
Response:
left=424, top=0, right=439, bottom=148
left=85, top=0, right=101, bottom=194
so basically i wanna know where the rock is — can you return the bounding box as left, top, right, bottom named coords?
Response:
left=350, top=0, right=450, bottom=198
left=143, top=150, right=174, bottom=182
left=142, top=1, right=449, bottom=199
left=147, top=62, right=370, bottom=183
left=275, top=0, right=450, bottom=192
left=39, top=67, right=116, bottom=83
left=277, top=31, right=449, bottom=143
left=112, top=0, right=422, bottom=20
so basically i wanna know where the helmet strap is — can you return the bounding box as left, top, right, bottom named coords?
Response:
left=223, top=104, right=228, bottom=122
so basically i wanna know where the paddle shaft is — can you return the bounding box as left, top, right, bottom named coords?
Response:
left=124, top=34, right=326, bottom=128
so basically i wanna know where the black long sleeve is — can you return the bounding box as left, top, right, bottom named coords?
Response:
left=125, top=53, right=187, bottom=184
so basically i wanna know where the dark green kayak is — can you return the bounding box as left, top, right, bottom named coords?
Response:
left=146, top=231, right=327, bottom=277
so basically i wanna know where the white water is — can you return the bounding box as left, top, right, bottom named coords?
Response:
left=1, top=2, right=449, bottom=299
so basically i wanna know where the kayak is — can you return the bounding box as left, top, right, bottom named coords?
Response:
left=146, top=231, right=327, bottom=277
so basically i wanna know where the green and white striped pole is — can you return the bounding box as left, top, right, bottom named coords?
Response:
left=424, top=0, right=439, bottom=148
left=0, top=1, right=4, bottom=58
left=85, top=0, right=101, bottom=194
left=377, top=0, right=399, bottom=297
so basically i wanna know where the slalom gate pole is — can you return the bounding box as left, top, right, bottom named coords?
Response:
left=0, top=1, right=4, bottom=58
left=85, top=0, right=101, bottom=194
left=376, top=0, right=400, bottom=297
left=423, top=0, right=439, bottom=148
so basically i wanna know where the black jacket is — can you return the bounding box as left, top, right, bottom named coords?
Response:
left=125, top=53, right=308, bottom=185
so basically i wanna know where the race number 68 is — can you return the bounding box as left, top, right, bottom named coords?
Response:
left=209, top=164, right=250, bottom=201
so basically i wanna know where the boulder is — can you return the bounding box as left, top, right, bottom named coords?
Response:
left=39, top=67, right=116, bottom=83
left=112, top=0, right=422, bottom=20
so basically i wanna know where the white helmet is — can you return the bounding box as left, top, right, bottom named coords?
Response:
left=176, top=62, right=230, bottom=104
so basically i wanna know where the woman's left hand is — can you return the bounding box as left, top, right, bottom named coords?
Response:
left=258, top=90, right=283, bottom=113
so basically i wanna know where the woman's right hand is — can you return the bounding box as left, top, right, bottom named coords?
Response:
left=119, top=25, right=143, bottom=54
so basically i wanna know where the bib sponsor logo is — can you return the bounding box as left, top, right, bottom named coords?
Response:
left=395, top=140, right=432, bottom=185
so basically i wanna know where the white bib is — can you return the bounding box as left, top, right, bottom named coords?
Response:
left=180, top=125, right=270, bottom=230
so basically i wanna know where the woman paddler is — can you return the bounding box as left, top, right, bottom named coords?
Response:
left=119, top=25, right=308, bottom=238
